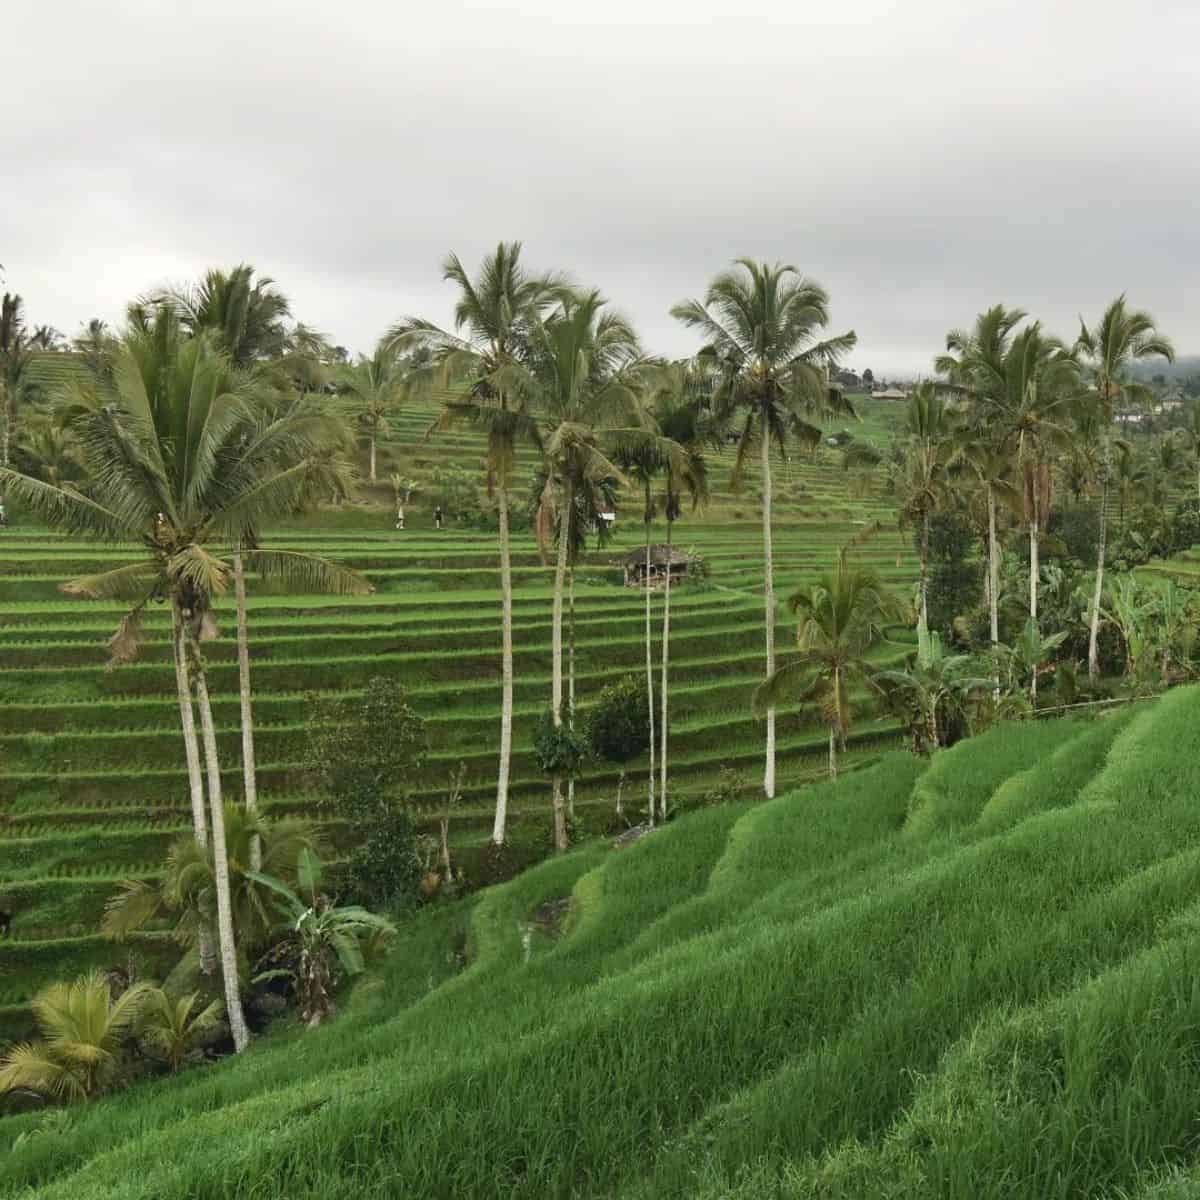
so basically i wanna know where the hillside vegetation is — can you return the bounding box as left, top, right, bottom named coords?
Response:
left=3, top=688, right=1200, bottom=1198
left=0, top=397, right=917, bottom=1034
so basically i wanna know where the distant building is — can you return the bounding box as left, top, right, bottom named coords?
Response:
left=622, top=544, right=692, bottom=588
left=872, top=387, right=909, bottom=401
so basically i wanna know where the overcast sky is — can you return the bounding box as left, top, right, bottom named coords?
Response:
left=4, top=0, right=1199, bottom=374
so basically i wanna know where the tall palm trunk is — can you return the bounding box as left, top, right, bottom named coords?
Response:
left=188, top=643, right=250, bottom=1052
left=761, top=430, right=777, bottom=799
left=567, top=567, right=576, bottom=821
left=492, top=481, right=514, bottom=846
left=919, top=508, right=930, bottom=629
left=1029, top=503, right=1040, bottom=702
left=659, top=517, right=673, bottom=822
left=233, top=551, right=260, bottom=871
left=643, top=507, right=656, bottom=826
left=171, top=606, right=215, bottom=975
left=368, top=431, right=377, bottom=484
left=550, top=480, right=571, bottom=852
left=1087, top=456, right=1109, bottom=681
left=987, top=485, right=1000, bottom=698
left=171, top=607, right=209, bottom=848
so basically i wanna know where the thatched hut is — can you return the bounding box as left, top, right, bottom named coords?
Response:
left=623, top=544, right=691, bottom=588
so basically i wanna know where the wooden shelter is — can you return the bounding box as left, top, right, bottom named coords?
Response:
left=623, top=544, right=691, bottom=588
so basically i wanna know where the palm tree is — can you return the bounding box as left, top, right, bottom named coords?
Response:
left=529, top=290, right=674, bottom=848
left=754, top=548, right=896, bottom=778
left=72, top=318, right=116, bottom=380
left=29, top=325, right=64, bottom=351
left=103, top=807, right=321, bottom=959
left=1182, top=403, right=1200, bottom=505
left=335, top=342, right=408, bottom=483
left=895, top=383, right=957, bottom=627
left=941, top=310, right=1079, bottom=700
left=673, top=260, right=856, bottom=797
left=154, top=263, right=292, bottom=366
left=0, top=292, right=36, bottom=469
left=139, top=990, right=224, bottom=1073
left=0, top=309, right=358, bottom=1051
left=1075, top=296, right=1174, bottom=679
left=1112, top=442, right=1150, bottom=532
left=0, top=971, right=153, bottom=1103
left=949, top=431, right=1016, bottom=671
left=644, top=361, right=710, bottom=819
left=389, top=243, right=563, bottom=847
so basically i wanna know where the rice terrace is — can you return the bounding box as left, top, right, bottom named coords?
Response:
left=7, top=5, right=1200, bottom=1196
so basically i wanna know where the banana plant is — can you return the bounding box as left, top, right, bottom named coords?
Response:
left=247, top=850, right=396, bottom=1028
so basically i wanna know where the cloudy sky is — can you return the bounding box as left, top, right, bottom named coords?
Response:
left=4, top=0, right=1199, bottom=374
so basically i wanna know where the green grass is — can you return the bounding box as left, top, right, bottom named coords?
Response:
left=1, top=691, right=1197, bottom=1197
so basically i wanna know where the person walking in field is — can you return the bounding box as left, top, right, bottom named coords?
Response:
left=434, top=505, right=443, bottom=531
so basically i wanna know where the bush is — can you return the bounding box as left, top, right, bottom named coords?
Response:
left=343, top=808, right=422, bottom=912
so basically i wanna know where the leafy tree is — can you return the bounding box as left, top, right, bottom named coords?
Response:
left=305, top=677, right=426, bottom=815
left=390, top=243, right=563, bottom=847
left=248, top=850, right=397, bottom=1028
left=0, top=971, right=153, bottom=1103
left=862, top=368, right=874, bottom=387
left=28, top=325, right=64, bottom=351
left=673, top=259, right=856, bottom=797
left=755, top=548, right=897, bottom=778
left=586, top=675, right=651, bottom=821
left=1076, top=296, right=1174, bottom=679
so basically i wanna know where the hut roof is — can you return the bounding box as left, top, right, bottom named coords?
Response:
left=623, top=544, right=691, bottom=568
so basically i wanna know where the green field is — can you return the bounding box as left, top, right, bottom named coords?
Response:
left=3, top=681, right=1200, bottom=1197
left=0, top=397, right=919, bottom=1035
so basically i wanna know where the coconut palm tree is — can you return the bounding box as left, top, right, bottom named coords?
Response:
left=154, top=263, right=292, bottom=367
left=672, top=260, right=856, bottom=798
left=895, top=383, right=958, bottom=627
left=103, top=807, right=321, bottom=959
left=754, top=548, right=897, bottom=778
left=0, top=309, right=360, bottom=1051
left=389, top=243, right=563, bottom=847
left=529, top=290, right=678, bottom=847
left=0, top=292, right=36, bottom=469
left=1075, top=297, right=1174, bottom=679
left=644, top=361, right=711, bottom=819
left=138, top=990, right=224, bottom=1073
left=335, top=342, right=408, bottom=483
left=0, top=971, right=154, bottom=1103
left=72, top=318, right=117, bottom=380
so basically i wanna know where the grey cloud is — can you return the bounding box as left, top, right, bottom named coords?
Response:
left=4, top=0, right=1199, bottom=374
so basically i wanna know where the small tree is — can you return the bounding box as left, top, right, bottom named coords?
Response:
left=305, top=678, right=426, bottom=814
left=305, top=678, right=426, bottom=905
left=585, top=675, right=651, bottom=822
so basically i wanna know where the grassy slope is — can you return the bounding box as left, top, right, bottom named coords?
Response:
left=3, top=689, right=1198, bottom=1198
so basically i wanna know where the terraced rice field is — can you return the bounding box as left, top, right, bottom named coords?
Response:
left=0, top=398, right=918, bottom=1037
left=5, top=687, right=1200, bottom=1198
